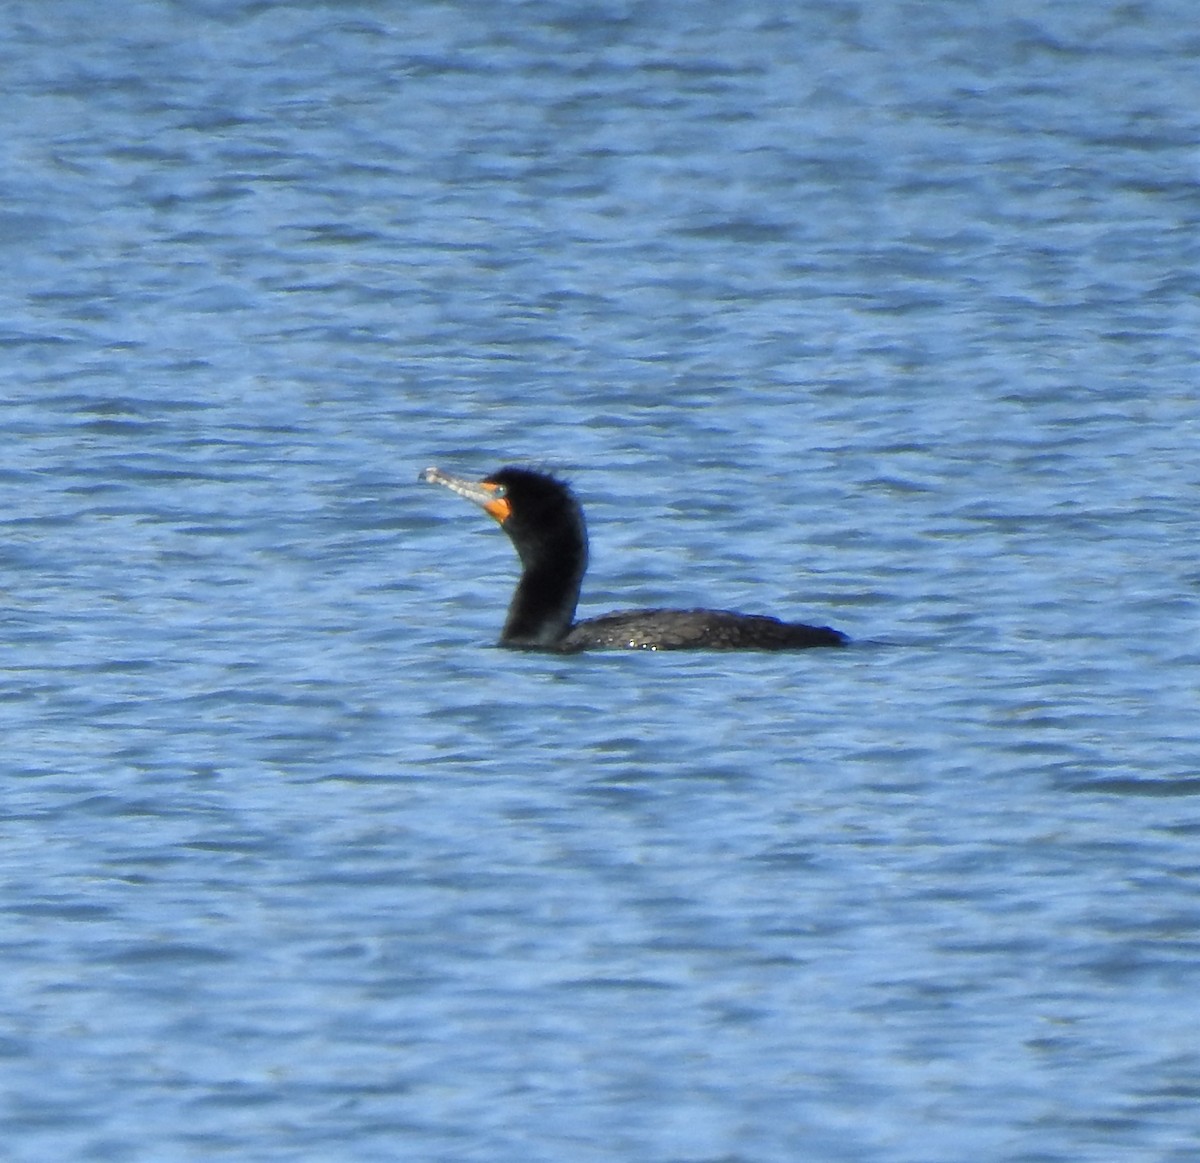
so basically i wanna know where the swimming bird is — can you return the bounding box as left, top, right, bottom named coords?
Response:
left=420, top=465, right=847, bottom=652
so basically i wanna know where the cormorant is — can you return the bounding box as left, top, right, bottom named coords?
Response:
left=421, top=465, right=847, bottom=652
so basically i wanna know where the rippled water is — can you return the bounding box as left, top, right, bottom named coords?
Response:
left=4, top=2, right=1200, bottom=1160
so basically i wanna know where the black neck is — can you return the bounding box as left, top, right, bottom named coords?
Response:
left=500, top=531, right=587, bottom=647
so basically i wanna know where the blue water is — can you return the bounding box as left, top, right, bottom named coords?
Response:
left=4, top=2, right=1200, bottom=1160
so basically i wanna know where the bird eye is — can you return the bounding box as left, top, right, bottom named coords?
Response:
left=490, top=484, right=507, bottom=499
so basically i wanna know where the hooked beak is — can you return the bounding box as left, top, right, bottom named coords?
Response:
left=420, top=466, right=511, bottom=523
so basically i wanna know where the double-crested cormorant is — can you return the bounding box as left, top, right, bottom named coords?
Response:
left=420, top=466, right=847, bottom=652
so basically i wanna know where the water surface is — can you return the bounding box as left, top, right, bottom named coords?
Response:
left=3, top=2, right=1200, bottom=1161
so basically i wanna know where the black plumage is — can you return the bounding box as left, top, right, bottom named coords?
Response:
left=421, top=465, right=847, bottom=653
